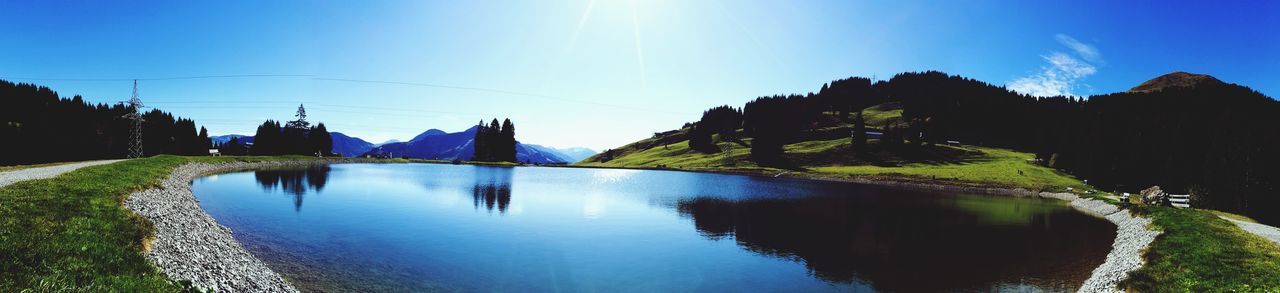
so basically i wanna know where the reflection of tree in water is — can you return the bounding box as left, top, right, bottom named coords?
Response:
left=676, top=195, right=1113, bottom=291
left=470, top=166, right=514, bottom=214
left=472, top=183, right=511, bottom=213
left=254, top=166, right=331, bottom=212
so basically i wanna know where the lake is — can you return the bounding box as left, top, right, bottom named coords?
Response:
left=192, top=163, right=1115, bottom=292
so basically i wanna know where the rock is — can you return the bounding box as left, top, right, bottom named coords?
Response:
left=1140, top=186, right=1166, bottom=206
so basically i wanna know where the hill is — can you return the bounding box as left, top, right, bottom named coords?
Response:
left=0, top=80, right=213, bottom=165
left=580, top=71, right=1280, bottom=226
left=1128, top=71, right=1223, bottom=93
left=329, top=132, right=374, bottom=157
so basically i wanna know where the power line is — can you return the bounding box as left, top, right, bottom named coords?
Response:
left=313, top=77, right=691, bottom=115
left=0, top=74, right=313, bottom=81
left=2, top=73, right=696, bottom=115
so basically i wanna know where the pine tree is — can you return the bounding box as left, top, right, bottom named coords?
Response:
left=198, top=126, right=211, bottom=154
left=473, top=120, right=490, bottom=161
left=309, top=123, right=333, bottom=156
left=501, top=119, right=516, bottom=162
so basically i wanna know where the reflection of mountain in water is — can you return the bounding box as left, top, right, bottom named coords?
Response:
left=470, top=166, right=514, bottom=214
left=255, top=166, right=331, bottom=211
left=676, top=193, right=1114, bottom=291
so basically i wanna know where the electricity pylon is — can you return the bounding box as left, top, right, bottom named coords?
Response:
left=122, top=80, right=146, bottom=158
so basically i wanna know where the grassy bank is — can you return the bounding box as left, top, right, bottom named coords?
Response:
left=1, top=156, right=188, bottom=291
left=0, top=156, right=331, bottom=291
left=0, top=154, right=529, bottom=291
left=1124, top=207, right=1280, bottom=291
left=578, top=135, right=1088, bottom=192
left=581, top=103, right=1280, bottom=291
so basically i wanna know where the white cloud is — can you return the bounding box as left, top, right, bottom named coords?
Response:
left=1008, top=34, right=1101, bottom=97
left=1054, top=34, right=1102, bottom=64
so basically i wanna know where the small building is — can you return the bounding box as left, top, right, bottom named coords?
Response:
left=208, top=149, right=221, bottom=156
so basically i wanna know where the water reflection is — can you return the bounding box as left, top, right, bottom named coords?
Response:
left=470, top=167, right=513, bottom=214
left=197, top=164, right=1116, bottom=292
left=676, top=193, right=1113, bottom=291
left=254, top=166, right=331, bottom=211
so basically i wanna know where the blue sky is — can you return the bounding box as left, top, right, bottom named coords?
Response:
left=2, top=1, right=1276, bottom=150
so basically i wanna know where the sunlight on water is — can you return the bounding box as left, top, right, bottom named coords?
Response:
left=193, top=163, right=1115, bottom=292
left=589, top=168, right=639, bottom=184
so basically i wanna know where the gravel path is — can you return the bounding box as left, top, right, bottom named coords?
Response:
left=1221, top=217, right=1280, bottom=247
left=1036, top=192, right=1161, bottom=293
left=0, top=160, right=126, bottom=188
left=125, top=161, right=340, bottom=293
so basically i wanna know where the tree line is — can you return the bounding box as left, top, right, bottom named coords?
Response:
left=683, top=71, right=1280, bottom=224
left=473, top=118, right=515, bottom=162
left=0, top=80, right=211, bottom=165
left=222, top=105, right=333, bottom=156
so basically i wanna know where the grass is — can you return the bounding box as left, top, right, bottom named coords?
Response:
left=0, top=153, right=534, bottom=291
left=0, top=156, right=192, bottom=291
left=861, top=101, right=904, bottom=127
left=1125, top=207, right=1280, bottom=292
left=0, top=155, right=456, bottom=291
left=578, top=135, right=1088, bottom=192
left=582, top=101, right=1086, bottom=192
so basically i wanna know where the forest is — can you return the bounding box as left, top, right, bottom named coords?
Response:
left=687, top=71, right=1280, bottom=223
left=0, top=80, right=212, bottom=165
left=472, top=118, right=516, bottom=162
left=219, top=105, right=333, bottom=156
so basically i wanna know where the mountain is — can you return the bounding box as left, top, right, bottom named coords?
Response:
left=374, top=139, right=401, bottom=147
left=409, top=129, right=448, bottom=142
left=1128, top=71, right=1224, bottom=93
left=531, top=146, right=596, bottom=163
left=516, top=144, right=571, bottom=164
left=362, top=126, right=569, bottom=163
left=210, top=134, right=250, bottom=145
left=329, top=132, right=374, bottom=157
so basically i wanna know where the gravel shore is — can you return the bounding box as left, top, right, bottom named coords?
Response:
left=124, top=161, right=340, bottom=292
left=0, top=159, right=124, bottom=188
left=1036, top=192, right=1161, bottom=293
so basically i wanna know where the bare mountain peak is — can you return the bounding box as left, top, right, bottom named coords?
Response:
left=1128, top=71, right=1223, bottom=93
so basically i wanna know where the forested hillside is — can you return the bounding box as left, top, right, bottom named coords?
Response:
left=0, top=80, right=211, bottom=165
left=586, top=71, right=1280, bottom=224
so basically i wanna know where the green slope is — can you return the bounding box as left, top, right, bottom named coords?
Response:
left=578, top=102, right=1087, bottom=191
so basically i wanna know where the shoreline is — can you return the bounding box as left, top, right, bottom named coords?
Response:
left=562, top=164, right=1161, bottom=292
left=128, top=159, right=1157, bottom=292
left=125, top=160, right=349, bottom=292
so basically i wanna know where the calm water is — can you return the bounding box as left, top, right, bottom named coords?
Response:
left=192, top=164, right=1115, bottom=292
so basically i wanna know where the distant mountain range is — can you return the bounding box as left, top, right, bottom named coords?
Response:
left=536, top=146, right=596, bottom=163
left=214, top=128, right=594, bottom=163
left=210, top=134, right=251, bottom=145
left=374, top=139, right=403, bottom=146
left=363, top=126, right=591, bottom=164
